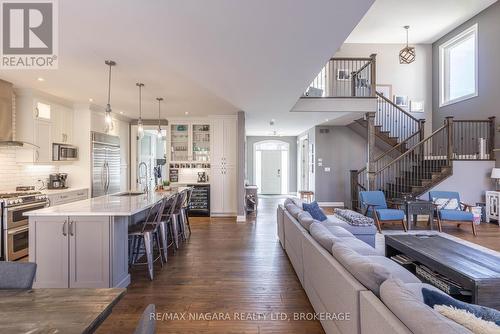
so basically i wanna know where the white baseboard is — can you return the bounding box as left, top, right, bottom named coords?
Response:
left=236, top=215, right=246, bottom=223
left=318, top=201, right=344, bottom=207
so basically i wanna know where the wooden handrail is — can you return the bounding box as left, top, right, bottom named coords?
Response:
left=331, top=57, right=372, bottom=61
left=376, top=92, right=420, bottom=123
left=376, top=123, right=448, bottom=174
left=356, top=130, right=421, bottom=175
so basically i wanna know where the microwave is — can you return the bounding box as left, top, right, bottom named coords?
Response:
left=52, top=143, right=78, bottom=161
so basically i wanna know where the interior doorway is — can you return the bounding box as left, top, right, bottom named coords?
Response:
left=254, top=140, right=289, bottom=195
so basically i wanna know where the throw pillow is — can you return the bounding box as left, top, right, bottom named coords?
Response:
left=435, top=305, right=500, bottom=334
left=433, top=198, right=460, bottom=210
left=297, top=211, right=314, bottom=231
left=422, top=288, right=500, bottom=326
left=302, top=201, right=327, bottom=222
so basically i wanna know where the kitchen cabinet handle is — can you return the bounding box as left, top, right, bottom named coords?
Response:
left=35, top=107, right=39, bottom=118
left=62, top=221, right=68, bottom=236
left=35, top=150, right=39, bottom=162
left=69, top=221, right=75, bottom=236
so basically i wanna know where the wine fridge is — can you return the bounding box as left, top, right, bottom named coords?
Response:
left=187, top=184, right=210, bottom=217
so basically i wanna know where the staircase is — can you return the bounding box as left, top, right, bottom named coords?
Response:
left=350, top=111, right=496, bottom=210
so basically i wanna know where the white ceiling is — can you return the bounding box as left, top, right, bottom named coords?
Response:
left=346, top=0, right=497, bottom=44
left=0, top=0, right=374, bottom=136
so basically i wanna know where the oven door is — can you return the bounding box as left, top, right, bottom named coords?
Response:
left=7, top=225, right=29, bottom=261
left=6, top=202, right=48, bottom=230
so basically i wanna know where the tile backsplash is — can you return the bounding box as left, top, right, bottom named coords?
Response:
left=0, top=147, right=59, bottom=191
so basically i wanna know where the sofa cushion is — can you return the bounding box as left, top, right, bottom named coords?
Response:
left=322, top=224, right=354, bottom=238
left=331, top=243, right=418, bottom=295
left=375, top=208, right=405, bottom=221
left=310, top=222, right=336, bottom=253
left=285, top=203, right=303, bottom=219
left=326, top=215, right=377, bottom=235
left=333, top=237, right=378, bottom=256
left=380, top=279, right=472, bottom=334
left=422, top=288, right=500, bottom=325
left=439, top=209, right=474, bottom=222
left=302, top=201, right=327, bottom=222
left=297, top=211, right=314, bottom=231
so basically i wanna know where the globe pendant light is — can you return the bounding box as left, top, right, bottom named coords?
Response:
left=136, top=83, right=145, bottom=139
left=104, top=60, right=116, bottom=125
left=156, top=97, right=164, bottom=139
left=399, top=26, right=415, bottom=64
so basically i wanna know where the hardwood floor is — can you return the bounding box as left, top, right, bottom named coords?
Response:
left=97, top=196, right=324, bottom=334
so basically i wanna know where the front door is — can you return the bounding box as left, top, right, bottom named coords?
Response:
left=260, top=150, right=282, bottom=194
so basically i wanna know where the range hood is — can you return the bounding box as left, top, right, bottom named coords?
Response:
left=0, top=79, right=37, bottom=148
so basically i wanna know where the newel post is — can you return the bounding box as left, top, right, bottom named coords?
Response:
left=445, top=116, right=454, bottom=161
left=350, top=169, right=359, bottom=210
left=366, top=112, right=376, bottom=190
left=489, top=116, right=496, bottom=161
left=369, top=54, right=377, bottom=97
left=418, top=119, right=426, bottom=142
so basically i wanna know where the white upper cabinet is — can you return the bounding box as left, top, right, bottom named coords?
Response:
left=15, top=90, right=74, bottom=163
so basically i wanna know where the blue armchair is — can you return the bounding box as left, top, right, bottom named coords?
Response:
left=359, top=191, right=407, bottom=233
left=428, top=191, right=476, bottom=236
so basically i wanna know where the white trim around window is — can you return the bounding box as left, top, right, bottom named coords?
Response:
left=439, top=24, right=478, bottom=107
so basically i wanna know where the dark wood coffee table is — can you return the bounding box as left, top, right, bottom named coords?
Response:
left=385, top=234, right=500, bottom=309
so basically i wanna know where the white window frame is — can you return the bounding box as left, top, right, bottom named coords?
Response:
left=439, top=24, right=478, bottom=107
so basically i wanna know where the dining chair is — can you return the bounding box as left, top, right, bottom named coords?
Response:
left=359, top=191, right=407, bottom=233
left=0, top=262, right=37, bottom=289
left=129, top=198, right=167, bottom=280
left=428, top=191, right=476, bottom=236
left=134, top=304, right=156, bottom=334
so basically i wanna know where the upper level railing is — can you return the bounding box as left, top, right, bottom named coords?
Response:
left=303, top=54, right=376, bottom=98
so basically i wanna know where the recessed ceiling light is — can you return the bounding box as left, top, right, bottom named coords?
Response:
left=185, top=111, right=189, bottom=115
left=119, top=111, right=124, bottom=114
left=88, top=98, right=93, bottom=102
left=325, top=118, right=329, bottom=122
left=37, top=77, right=44, bottom=82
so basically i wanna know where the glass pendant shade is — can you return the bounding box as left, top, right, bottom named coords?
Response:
left=136, top=83, right=145, bottom=139
left=104, top=60, right=116, bottom=127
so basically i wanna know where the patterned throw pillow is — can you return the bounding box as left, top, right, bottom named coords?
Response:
left=334, top=209, right=374, bottom=226
left=433, top=198, right=459, bottom=210
left=435, top=305, right=500, bottom=334
left=302, top=201, right=327, bottom=222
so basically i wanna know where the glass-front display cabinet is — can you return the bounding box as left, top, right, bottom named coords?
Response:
left=192, top=124, right=210, bottom=162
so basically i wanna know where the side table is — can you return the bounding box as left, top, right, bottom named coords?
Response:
left=395, top=200, right=435, bottom=230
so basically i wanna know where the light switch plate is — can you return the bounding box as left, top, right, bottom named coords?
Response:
left=324, top=167, right=331, bottom=172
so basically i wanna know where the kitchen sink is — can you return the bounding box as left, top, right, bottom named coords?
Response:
left=112, top=191, right=145, bottom=197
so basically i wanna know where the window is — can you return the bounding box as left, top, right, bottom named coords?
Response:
left=439, top=24, right=478, bottom=107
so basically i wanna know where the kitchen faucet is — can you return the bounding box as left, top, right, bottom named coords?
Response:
left=138, top=162, right=148, bottom=193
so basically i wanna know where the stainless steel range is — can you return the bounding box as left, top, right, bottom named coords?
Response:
left=0, top=188, right=48, bottom=261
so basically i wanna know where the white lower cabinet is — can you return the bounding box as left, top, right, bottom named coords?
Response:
left=30, top=215, right=128, bottom=288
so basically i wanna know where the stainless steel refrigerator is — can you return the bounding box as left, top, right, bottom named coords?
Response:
left=91, top=132, right=121, bottom=197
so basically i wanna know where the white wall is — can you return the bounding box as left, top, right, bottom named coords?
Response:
left=419, top=160, right=496, bottom=204
left=335, top=43, right=433, bottom=136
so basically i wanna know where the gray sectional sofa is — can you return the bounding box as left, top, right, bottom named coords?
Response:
left=277, top=198, right=473, bottom=334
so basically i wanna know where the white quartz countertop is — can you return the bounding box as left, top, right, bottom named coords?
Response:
left=25, top=190, right=178, bottom=217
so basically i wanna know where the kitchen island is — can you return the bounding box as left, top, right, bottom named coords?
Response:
left=25, top=190, right=176, bottom=289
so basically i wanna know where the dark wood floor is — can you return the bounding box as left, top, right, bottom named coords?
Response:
left=97, top=196, right=324, bottom=333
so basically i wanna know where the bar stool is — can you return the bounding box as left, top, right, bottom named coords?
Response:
left=162, top=191, right=185, bottom=250
left=129, top=197, right=167, bottom=280
left=158, top=193, right=178, bottom=262
left=180, top=187, right=194, bottom=237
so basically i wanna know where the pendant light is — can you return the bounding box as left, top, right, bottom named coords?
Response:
left=104, top=60, right=116, bottom=125
left=136, top=83, right=145, bottom=139
left=399, top=26, right=415, bottom=64
left=156, top=97, right=164, bottom=138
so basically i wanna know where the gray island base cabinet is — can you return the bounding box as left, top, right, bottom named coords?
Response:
left=29, top=216, right=129, bottom=289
